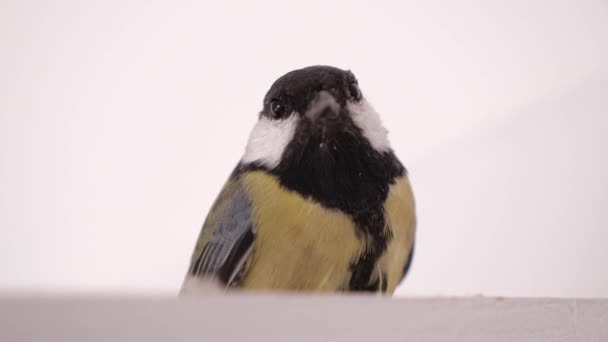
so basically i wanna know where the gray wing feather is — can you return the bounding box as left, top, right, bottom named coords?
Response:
left=189, top=182, right=255, bottom=285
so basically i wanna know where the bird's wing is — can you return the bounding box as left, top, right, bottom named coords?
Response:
left=186, top=176, right=255, bottom=287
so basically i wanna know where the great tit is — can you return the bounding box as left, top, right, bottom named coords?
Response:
left=182, top=65, right=416, bottom=295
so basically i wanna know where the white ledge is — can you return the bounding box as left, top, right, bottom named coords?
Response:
left=1, top=295, right=607, bottom=341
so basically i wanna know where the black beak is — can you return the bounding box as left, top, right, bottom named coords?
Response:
left=305, top=91, right=340, bottom=123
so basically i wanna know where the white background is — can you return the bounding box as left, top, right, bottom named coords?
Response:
left=1, top=0, right=607, bottom=298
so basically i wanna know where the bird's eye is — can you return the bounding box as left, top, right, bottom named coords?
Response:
left=269, top=99, right=288, bottom=119
left=348, top=82, right=362, bottom=101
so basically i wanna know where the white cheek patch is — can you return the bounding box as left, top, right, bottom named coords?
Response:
left=242, top=114, right=299, bottom=168
left=347, top=99, right=391, bottom=152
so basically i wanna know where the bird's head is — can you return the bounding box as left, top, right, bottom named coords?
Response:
left=242, top=65, right=391, bottom=172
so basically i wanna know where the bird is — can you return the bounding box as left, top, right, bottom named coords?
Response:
left=181, top=65, right=416, bottom=295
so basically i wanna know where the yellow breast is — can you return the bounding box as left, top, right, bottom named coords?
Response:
left=237, top=170, right=416, bottom=294
left=239, top=170, right=364, bottom=291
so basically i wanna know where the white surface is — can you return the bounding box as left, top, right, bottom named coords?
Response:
left=1, top=1, right=608, bottom=297
left=1, top=296, right=607, bottom=342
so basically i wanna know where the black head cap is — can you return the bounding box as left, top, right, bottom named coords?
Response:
left=262, top=66, right=359, bottom=118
